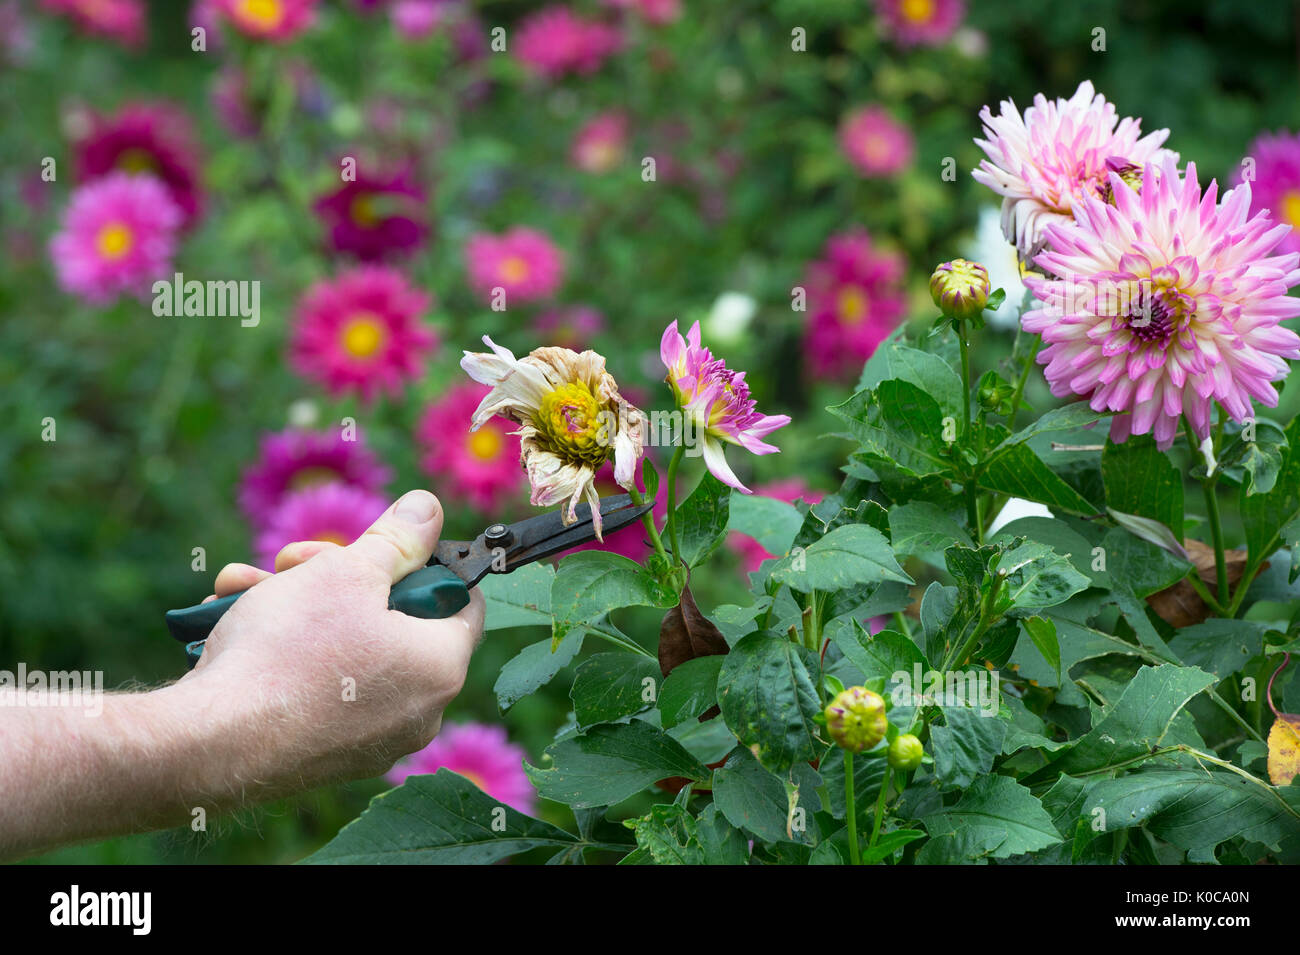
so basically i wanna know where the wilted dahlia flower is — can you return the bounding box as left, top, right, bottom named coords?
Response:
left=460, top=337, right=646, bottom=539
left=239, top=427, right=392, bottom=526
left=416, top=383, right=525, bottom=514
left=973, top=81, right=1177, bottom=258
left=1024, top=157, right=1300, bottom=450
left=840, top=106, right=914, bottom=178
left=873, top=0, right=964, bottom=47
left=661, top=321, right=791, bottom=493
left=387, top=722, right=535, bottom=814
left=1235, top=130, right=1300, bottom=258
left=254, top=482, right=388, bottom=570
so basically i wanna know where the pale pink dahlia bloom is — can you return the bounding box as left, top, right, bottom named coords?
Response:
left=239, top=427, right=392, bottom=526
left=973, top=81, right=1177, bottom=258
left=387, top=722, right=535, bottom=814
left=416, top=383, right=525, bottom=514
left=1234, top=130, right=1300, bottom=258
left=464, top=227, right=565, bottom=305
left=254, top=482, right=387, bottom=570
left=873, top=0, right=964, bottom=47
left=1024, top=156, right=1300, bottom=450
left=290, top=266, right=437, bottom=402
left=217, top=0, right=317, bottom=42
left=661, top=321, right=791, bottom=493
left=514, top=5, right=621, bottom=79
left=840, top=106, right=914, bottom=177
left=49, top=172, right=182, bottom=306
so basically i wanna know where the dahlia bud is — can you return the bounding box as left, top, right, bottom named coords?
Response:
left=888, top=733, right=925, bottom=771
left=978, top=372, right=1016, bottom=416
left=824, top=686, right=888, bottom=753
left=929, top=259, right=990, bottom=323
left=1099, top=157, right=1143, bottom=206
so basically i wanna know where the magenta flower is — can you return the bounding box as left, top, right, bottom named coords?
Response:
left=73, top=102, right=205, bottom=229
left=973, top=81, right=1177, bottom=258
left=532, top=305, right=605, bottom=350
left=571, top=112, right=628, bottom=174
left=728, top=479, right=824, bottom=576
left=290, top=266, right=437, bottom=402
left=49, top=172, right=182, bottom=306
left=239, top=427, right=392, bottom=527
left=314, top=166, right=429, bottom=262
left=840, top=106, right=914, bottom=178
left=416, top=383, right=525, bottom=514
left=217, top=0, right=317, bottom=42
left=40, top=0, right=145, bottom=48
left=1235, top=130, right=1300, bottom=258
left=801, top=230, right=907, bottom=380
left=464, top=227, right=565, bottom=305
left=602, top=0, right=680, bottom=25
left=386, top=722, right=536, bottom=814
left=514, top=5, right=621, bottom=79
left=873, top=0, right=964, bottom=47
left=255, top=483, right=387, bottom=570
left=660, top=320, right=791, bottom=493
left=1024, top=157, right=1300, bottom=450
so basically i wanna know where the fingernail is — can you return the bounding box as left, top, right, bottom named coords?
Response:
left=394, top=490, right=438, bottom=524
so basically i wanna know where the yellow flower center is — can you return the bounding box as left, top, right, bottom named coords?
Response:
left=1281, top=190, right=1300, bottom=228
left=238, top=0, right=284, bottom=28
left=95, top=222, right=133, bottom=260
left=350, top=194, right=381, bottom=228
left=837, top=285, right=868, bottom=325
left=288, top=466, right=339, bottom=491
left=499, top=256, right=530, bottom=284
left=535, top=381, right=611, bottom=468
left=340, top=314, right=387, bottom=359
left=457, top=769, right=488, bottom=791
left=116, top=147, right=157, bottom=175
left=467, top=426, right=505, bottom=461
left=312, top=531, right=349, bottom=547
left=900, top=0, right=935, bottom=22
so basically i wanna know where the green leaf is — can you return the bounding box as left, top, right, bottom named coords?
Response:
left=303, top=770, right=581, bottom=864
left=527, top=721, right=710, bottom=809
left=1242, top=414, right=1300, bottom=565
left=623, top=804, right=704, bottom=864
left=1022, top=616, right=1060, bottom=682
left=980, top=443, right=1100, bottom=516
left=658, top=655, right=724, bottom=728
left=695, top=803, right=751, bottom=864
left=769, top=523, right=913, bottom=593
left=930, top=703, right=1009, bottom=792
left=1102, top=435, right=1184, bottom=541
left=727, top=492, right=803, bottom=556
left=991, top=516, right=1109, bottom=588
left=860, top=829, right=926, bottom=864
left=827, top=378, right=952, bottom=479
left=995, top=540, right=1092, bottom=613
left=1167, top=618, right=1269, bottom=679
left=551, top=551, right=676, bottom=644
left=884, top=340, right=964, bottom=420
left=819, top=744, right=887, bottom=825
left=674, top=472, right=731, bottom=567
left=711, top=746, right=798, bottom=844
left=717, top=631, right=822, bottom=772
left=570, top=653, right=662, bottom=729
left=494, top=631, right=585, bottom=711
left=1106, top=508, right=1189, bottom=561
left=993, top=403, right=1108, bottom=453
left=888, top=501, right=972, bottom=562
left=1219, top=420, right=1287, bottom=496
left=827, top=621, right=926, bottom=683
left=920, top=774, right=1062, bottom=859
left=641, top=457, right=660, bottom=505
left=1100, top=526, right=1192, bottom=598
left=479, top=562, right=555, bottom=630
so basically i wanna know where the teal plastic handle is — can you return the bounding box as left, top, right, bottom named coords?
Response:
left=167, top=564, right=471, bottom=666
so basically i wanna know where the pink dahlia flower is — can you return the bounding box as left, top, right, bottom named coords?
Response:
left=386, top=722, right=535, bottom=814
left=73, top=102, right=205, bottom=229
left=40, top=0, right=145, bottom=48
left=239, top=427, right=392, bottom=526
left=1235, top=130, right=1300, bottom=258
left=314, top=166, right=429, bottom=262
left=290, top=266, right=437, bottom=402
left=49, top=172, right=182, bottom=306
left=661, top=320, right=791, bottom=493
left=254, top=482, right=387, bottom=570
left=1024, top=156, right=1300, bottom=450
left=464, top=227, right=565, bottom=305
left=532, top=305, right=605, bottom=350
left=801, top=230, right=907, bottom=380
left=416, top=383, right=525, bottom=514
left=571, top=112, right=628, bottom=174
left=840, top=106, right=914, bottom=178
left=217, top=0, right=317, bottom=42
left=873, top=0, right=964, bottom=47
left=973, top=81, right=1177, bottom=258
left=728, top=479, right=824, bottom=576
left=602, top=0, right=680, bottom=25
left=514, top=5, right=621, bottom=79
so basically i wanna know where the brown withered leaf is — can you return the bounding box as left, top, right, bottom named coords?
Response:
left=658, top=580, right=729, bottom=678
left=1146, top=538, right=1253, bottom=628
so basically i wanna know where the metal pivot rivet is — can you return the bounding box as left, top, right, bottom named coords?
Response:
left=484, top=523, right=512, bottom=547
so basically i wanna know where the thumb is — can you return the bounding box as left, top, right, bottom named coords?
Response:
left=346, top=489, right=445, bottom=584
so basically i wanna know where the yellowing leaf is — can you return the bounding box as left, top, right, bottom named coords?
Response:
left=1267, top=714, right=1300, bottom=787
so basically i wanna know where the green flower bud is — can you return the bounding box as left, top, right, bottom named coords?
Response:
left=888, top=733, right=925, bottom=771
left=929, top=259, right=990, bottom=323
left=977, top=371, right=1016, bottom=416
left=824, top=686, right=888, bottom=753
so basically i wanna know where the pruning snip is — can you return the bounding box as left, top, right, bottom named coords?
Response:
left=164, top=494, right=653, bottom=668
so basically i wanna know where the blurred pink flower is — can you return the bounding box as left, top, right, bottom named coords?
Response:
left=255, top=483, right=387, bottom=570
left=40, top=0, right=145, bottom=48
left=873, top=0, right=965, bottom=47
left=73, top=102, right=205, bottom=229
left=211, top=68, right=261, bottom=138
left=603, top=0, right=680, bottom=25
left=239, top=427, right=392, bottom=527
left=532, top=305, right=605, bottom=350
left=217, top=0, right=317, bottom=42
left=464, top=227, right=565, bottom=304
left=290, top=266, right=437, bottom=402
left=514, top=5, right=621, bottom=79
left=387, top=722, right=536, bottom=814
left=801, top=230, right=906, bottom=380
left=416, top=382, right=525, bottom=514
left=728, top=480, right=823, bottom=576
left=314, top=166, right=429, bottom=262
left=840, top=106, right=914, bottom=178
left=49, top=172, right=181, bottom=306
left=1025, top=157, right=1300, bottom=450
left=571, top=112, right=628, bottom=174
left=1235, top=130, right=1300, bottom=258
left=661, top=320, right=791, bottom=493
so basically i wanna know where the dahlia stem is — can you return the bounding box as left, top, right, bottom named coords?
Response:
left=844, top=750, right=861, bottom=866
left=957, top=326, right=981, bottom=542
left=627, top=487, right=670, bottom=565
left=1183, top=417, right=1229, bottom=608
left=664, top=444, right=686, bottom=566
left=1007, top=332, right=1042, bottom=433
left=868, top=765, right=892, bottom=856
